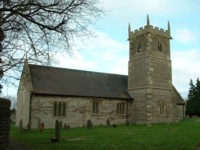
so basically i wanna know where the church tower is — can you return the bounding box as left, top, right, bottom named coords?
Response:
left=128, top=15, right=177, bottom=124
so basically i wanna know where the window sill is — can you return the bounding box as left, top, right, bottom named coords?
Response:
left=53, top=116, right=66, bottom=118
left=91, top=114, right=102, bottom=116
left=116, top=114, right=126, bottom=116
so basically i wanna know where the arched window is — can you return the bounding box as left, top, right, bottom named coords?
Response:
left=58, top=102, right=62, bottom=116
left=136, top=43, right=142, bottom=53
left=160, top=103, right=165, bottom=115
left=63, top=102, right=66, bottom=116
left=53, top=102, right=66, bottom=117
left=92, top=101, right=99, bottom=114
left=117, top=103, right=125, bottom=114
left=158, top=42, right=162, bottom=52
left=53, top=102, right=57, bottom=116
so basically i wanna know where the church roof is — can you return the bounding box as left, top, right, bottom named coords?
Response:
left=29, top=64, right=132, bottom=100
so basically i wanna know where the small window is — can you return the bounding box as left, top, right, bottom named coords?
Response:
left=136, top=43, right=142, bottom=53
left=160, top=103, right=165, bottom=115
left=158, top=42, right=162, bottom=52
left=53, top=102, right=57, bottom=116
left=53, top=102, right=66, bottom=117
left=58, top=102, right=62, bottom=116
left=62, top=102, right=66, bottom=116
left=117, top=103, right=125, bottom=114
left=92, top=101, right=99, bottom=114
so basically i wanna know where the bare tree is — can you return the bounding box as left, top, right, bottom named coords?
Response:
left=0, top=0, right=104, bottom=84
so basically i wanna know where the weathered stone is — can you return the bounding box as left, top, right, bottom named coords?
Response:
left=16, top=16, right=185, bottom=129
left=128, top=17, right=185, bottom=124
left=87, top=119, right=92, bottom=129
left=55, top=120, right=60, bottom=142
left=19, top=119, right=23, bottom=134
left=17, top=95, right=131, bottom=128
left=0, top=98, right=11, bottom=150
left=40, top=122, right=44, bottom=133
left=106, top=119, right=111, bottom=126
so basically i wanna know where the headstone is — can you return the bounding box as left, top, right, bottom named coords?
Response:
left=87, top=119, right=92, bottom=129
left=113, top=124, right=117, bottom=128
left=106, top=119, right=111, bottom=126
left=64, top=123, right=67, bottom=129
left=126, top=120, right=130, bottom=126
left=55, top=120, right=60, bottom=142
left=64, top=123, right=70, bottom=129
left=40, top=122, right=44, bottom=133
left=27, top=122, right=31, bottom=130
left=19, top=119, right=23, bottom=134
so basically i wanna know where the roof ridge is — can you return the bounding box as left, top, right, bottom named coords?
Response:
left=29, top=63, right=128, bottom=77
left=28, top=63, right=130, bottom=99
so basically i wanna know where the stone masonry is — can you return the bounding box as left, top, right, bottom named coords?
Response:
left=128, top=15, right=184, bottom=124
left=16, top=16, right=185, bottom=128
left=29, top=96, right=132, bottom=128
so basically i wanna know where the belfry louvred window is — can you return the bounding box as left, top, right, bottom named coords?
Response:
left=136, top=43, right=142, bottom=53
left=53, top=102, right=66, bottom=117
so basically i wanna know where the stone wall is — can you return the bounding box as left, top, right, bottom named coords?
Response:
left=0, top=98, right=11, bottom=150
left=128, top=21, right=185, bottom=124
left=30, top=95, right=132, bottom=128
left=16, top=61, right=33, bottom=128
left=147, top=88, right=177, bottom=123
left=16, top=84, right=31, bottom=128
left=176, top=105, right=185, bottom=120
left=130, top=88, right=180, bottom=124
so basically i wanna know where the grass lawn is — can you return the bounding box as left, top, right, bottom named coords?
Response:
left=10, top=118, right=200, bottom=150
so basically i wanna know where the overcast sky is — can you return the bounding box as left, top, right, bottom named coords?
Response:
left=53, top=0, right=200, bottom=98
left=2, top=0, right=200, bottom=99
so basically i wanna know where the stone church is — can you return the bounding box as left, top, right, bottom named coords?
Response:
left=16, top=16, right=185, bottom=128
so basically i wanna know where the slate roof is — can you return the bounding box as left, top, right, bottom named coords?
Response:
left=29, top=64, right=132, bottom=100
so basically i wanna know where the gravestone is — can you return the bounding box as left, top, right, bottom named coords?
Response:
left=19, top=119, right=23, bottom=134
left=106, top=119, right=111, bottom=126
left=55, top=120, right=60, bottom=142
left=0, top=98, right=11, bottom=150
left=64, top=124, right=70, bottom=129
left=40, top=122, right=44, bottom=133
left=126, top=120, right=130, bottom=126
left=87, top=119, right=92, bottom=129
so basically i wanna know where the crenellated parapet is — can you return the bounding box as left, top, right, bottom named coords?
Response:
left=128, top=15, right=171, bottom=40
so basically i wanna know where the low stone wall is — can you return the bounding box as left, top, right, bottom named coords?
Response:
left=0, top=98, right=11, bottom=150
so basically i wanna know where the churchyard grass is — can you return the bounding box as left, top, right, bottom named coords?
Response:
left=10, top=118, right=200, bottom=150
